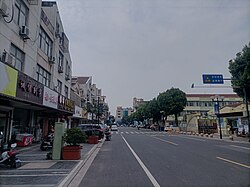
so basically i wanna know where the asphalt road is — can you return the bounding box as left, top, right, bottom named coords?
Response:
left=80, top=127, right=250, bottom=187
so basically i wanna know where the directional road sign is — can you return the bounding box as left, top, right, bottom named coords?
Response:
left=202, top=74, right=224, bottom=84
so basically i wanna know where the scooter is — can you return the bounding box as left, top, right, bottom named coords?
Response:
left=0, top=143, right=21, bottom=168
left=40, top=133, right=54, bottom=151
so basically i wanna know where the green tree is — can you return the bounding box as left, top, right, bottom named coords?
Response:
left=157, top=88, right=187, bottom=126
left=147, top=98, right=161, bottom=125
left=229, top=43, right=250, bottom=100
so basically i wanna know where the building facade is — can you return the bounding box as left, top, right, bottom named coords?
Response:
left=0, top=0, right=74, bottom=144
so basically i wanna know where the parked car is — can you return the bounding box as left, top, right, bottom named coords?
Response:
left=111, top=125, right=118, bottom=131
left=77, top=124, right=104, bottom=139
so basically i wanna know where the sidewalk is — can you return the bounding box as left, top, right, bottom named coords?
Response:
left=212, top=133, right=250, bottom=143
left=10, top=139, right=105, bottom=187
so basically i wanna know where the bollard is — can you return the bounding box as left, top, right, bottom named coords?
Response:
left=229, top=136, right=234, bottom=141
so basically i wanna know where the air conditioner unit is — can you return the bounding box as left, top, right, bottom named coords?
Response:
left=0, top=0, right=8, bottom=17
left=58, top=65, right=63, bottom=73
left=19, top=25, right=30, bottom=39
left=3, top=53, right=15, bottom=66
left=65, top=74, right=70, bottom=81
left=48, top=56, right=55, bottom=64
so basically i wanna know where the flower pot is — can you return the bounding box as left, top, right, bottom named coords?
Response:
left=88, top=136, right=98, bottom=144
left=62, top=145, right=81, bottom=160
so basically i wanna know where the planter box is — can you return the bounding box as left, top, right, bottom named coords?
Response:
left=88, top=136, right=98, bottom=144
left=62, top=146, right=81, bottom=160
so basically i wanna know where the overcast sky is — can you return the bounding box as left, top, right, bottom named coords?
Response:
left=56, top=0, right=250, bottom=115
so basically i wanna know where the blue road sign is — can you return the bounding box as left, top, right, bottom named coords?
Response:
left=202, top=74, right=224, bottom=84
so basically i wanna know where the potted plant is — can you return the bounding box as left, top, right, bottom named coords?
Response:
left=62, top=128, right=86, bottom=160
left=88, top=129, right=99, bottom=144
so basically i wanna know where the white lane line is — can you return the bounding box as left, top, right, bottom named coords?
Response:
left=122, top=136, right=160, bottom=187
left=216, top=157, right=250, bottom=169
left=111, top=132, right=114, bottom=134
left=116, top=132, right=119, bottom=134
left=230, top=145, right=250, bottom=150
left=135, top=132, right=139, bottom=134
left=126, top=132, right=129, bottom=134
left=131, top=132, right=134, bottom=134
left=152, top=137, right=178, bottom=146
left=121, top=132, right=124, bottom=134
left=178, top=136, right=206, bottom=142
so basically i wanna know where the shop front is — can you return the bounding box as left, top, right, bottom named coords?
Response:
left=71, top=105, right=83, bottom=128
left=0, top=61, right=18, bottom=143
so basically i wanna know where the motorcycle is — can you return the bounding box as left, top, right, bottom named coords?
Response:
left=40, top=133, right=54, bottom=151
left=0, top=143, right=21, bottom=168
left=105, top=130, right=111, bottom=141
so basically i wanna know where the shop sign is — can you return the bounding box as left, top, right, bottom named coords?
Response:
left=43, top=86, right=58, bottom=109
left=0, top=62, right=18, bottom=97
left=73, top=105, right=83, bottom=118
left=16, top=72, right=43, bottom=104
left=58, top=95, right=75, bottom=113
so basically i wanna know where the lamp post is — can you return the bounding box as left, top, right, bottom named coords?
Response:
left=211, top=95, right=224, bottom=139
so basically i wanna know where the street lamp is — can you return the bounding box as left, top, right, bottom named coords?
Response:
left=211, top=95, right=224, bottom=139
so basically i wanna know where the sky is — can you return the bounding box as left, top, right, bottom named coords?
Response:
left=56, top=0, right=250, bottom=115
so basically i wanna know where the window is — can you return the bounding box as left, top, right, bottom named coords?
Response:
left=39, top=28, right=53, bottom=57
left=58, top=51, right=64, bottom=71
left=36, top=65, right=51, bottom=87
left=10, top=44, right=25, bottom=71
left=14, top=0, right=29, bottom=27
left=65, top=86, right=68, bottom=98
left=57, top=80, right=62, bottom=94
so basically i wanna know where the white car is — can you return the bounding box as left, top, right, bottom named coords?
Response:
left=111, top=125, right=118, bottom=131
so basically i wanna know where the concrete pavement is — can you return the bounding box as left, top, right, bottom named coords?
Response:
left=0, top=139, right=105, bottom=187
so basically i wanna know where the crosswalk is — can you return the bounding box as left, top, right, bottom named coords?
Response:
left=110, top=131, right=167, bottom=136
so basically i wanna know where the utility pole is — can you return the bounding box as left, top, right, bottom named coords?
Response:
left=211, top=95, right=224, bottom=139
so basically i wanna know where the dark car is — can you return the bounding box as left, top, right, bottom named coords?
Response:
left=77, top=124, right=104, bottom=140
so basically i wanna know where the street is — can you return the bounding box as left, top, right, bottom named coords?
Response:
left=80, top=127, right=250, bottom=187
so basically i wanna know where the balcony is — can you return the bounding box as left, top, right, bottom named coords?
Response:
left=65, top=74, right=70, bottom=81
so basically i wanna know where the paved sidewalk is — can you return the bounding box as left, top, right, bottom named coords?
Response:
left=0, top=139, right=104, bottom=187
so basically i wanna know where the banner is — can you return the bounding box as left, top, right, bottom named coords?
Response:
left=0, top=62, right=18, bottom=97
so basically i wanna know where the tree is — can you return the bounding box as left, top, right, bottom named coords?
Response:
left=157, top=88, right=187, bottom=126
left=229, top=43, right=250, bottom=100
left=147, top=98, right=161, bottom=125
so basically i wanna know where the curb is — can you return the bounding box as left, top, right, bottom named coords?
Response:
left=57, top=139, right=105, bottom=187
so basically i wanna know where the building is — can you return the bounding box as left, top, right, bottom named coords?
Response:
left=115, top=106, right=134, bottom=121
left=71, top=76, right=109, bottom=124
left=0, top=0, right=74, bottom=144
left=133, top=97, right=145, bottom=111
left=183, top=94, right=242, bottom=117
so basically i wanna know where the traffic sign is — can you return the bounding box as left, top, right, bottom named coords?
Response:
left=202, top=74, right=224, bottom=84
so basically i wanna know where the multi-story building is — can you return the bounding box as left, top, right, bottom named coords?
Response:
left=183, top=94, right=242, bottom=117
left=115, top=106, right=134, bottom=121
left=133, top=97, right=145, bottom=111
left=71, top=76, right=109, bottom=124
left=0, top=0, right=74, bottom=143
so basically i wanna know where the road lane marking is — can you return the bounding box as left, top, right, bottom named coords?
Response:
left=216, top=157, right=250, bottom=169
left=177, top=135, right=206, bottom=142
left=152, top=137, right=178, bottom=146
left=122, top=136, right=160, bottom=187
left=230, top=145, right=250, bottom=150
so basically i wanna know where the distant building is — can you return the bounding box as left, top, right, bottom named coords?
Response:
left=115, top=106, right=134, bottom=121
left=133, top=97, right=145, bottom=111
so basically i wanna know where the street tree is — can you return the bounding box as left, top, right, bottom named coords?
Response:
left=229, top=43, right=250, bottom=100
left=157, top=88, right=187, bottom=126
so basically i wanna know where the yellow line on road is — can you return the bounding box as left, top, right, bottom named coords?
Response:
left=153, top=137, right=178, bottom=146
left=216, top=157, right=250, bottom=169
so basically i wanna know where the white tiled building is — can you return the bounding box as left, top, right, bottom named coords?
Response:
left=0, top=0, right=74, bottom=143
